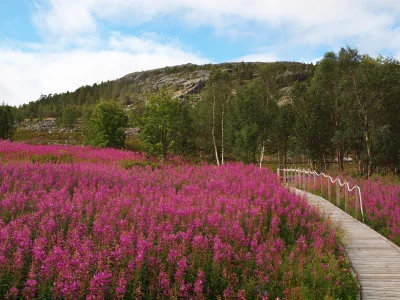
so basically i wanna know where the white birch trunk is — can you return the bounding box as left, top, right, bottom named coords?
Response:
left=212, top=93, right=220, bottom=166
left=221, top=102, right=225, bottom=165
left=259, top=141, right=265, bottom=169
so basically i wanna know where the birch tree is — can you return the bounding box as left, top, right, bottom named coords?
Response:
left=195, top=69, right=233, bottom=165
left=228, top=64, right=279, bottom=165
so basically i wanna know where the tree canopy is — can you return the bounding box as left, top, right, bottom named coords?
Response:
left=85, top=101, right=128, bottom=148
left=0, top=103, right=14, bottom=140
left=140, top=90, right=193, bottom=160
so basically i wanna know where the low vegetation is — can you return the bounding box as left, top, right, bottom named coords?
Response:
left=0, top=142, right=358, bottom=299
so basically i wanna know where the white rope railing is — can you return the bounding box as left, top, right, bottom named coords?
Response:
left=277, top=168, right=365, bottom=222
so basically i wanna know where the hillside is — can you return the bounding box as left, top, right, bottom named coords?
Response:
left=14, top=61, right=314, bottom=121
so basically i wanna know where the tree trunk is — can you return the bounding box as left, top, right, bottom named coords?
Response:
left=221, top=103, right=225, bottom=165
left=162, top=123, right=168, bottom=160
left=364, top=112, right=373, bottom=177
left=259, top=140, right=265, bottom=169
left=283, top=142, right=287, bottom=169
left=337, top=147, right=344, bottom=172
left=352, top=74, right=373, bottom=177
left=212, top=93, right=220, bottom=166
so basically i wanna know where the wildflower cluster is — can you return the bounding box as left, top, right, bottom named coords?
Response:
left=0, top=142, right=357, bottom=299
left=0, top=140, right=145, bottom=164
left=358, top=179, right=400, bottom=246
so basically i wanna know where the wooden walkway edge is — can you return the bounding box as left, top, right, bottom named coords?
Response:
left=293, top=188, right=400, bottom=300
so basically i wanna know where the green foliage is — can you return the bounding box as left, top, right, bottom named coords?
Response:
left=272, top=104, right=296, bottom=167
left=119, top=160, right=159, bottom=170
left=12, top=129, right=84, bottom=144
left=57, top=106, right=78, bottom=129
left=291, top=47, right=400, bottom=174
left=227, top=65, right=280, bottom=163
left=85, top=101, right=128, bottom=148
left=124, top=136, right=142, bottom=152
left=30, top=154, right=73, bottom=164
left=0, top=103, right=14, bottom=140
left=140, top=90, right=193, bottom=159
left=192, top=68, right=233, bottom=164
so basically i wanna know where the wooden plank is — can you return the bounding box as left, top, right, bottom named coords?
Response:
left=293, top=188, right=400, bottom=300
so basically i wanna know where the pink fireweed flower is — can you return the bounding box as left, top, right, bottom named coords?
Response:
left=0, top=149, right=358, bottom=299
left=6, top=287, right=19, bottom=299
left=87, top=271, right=112, bottom=299
left=158, top=270, right=171, bottom=297
left=193, top=269, right=206, bottom=299
left=237, top=289, right=246, bottom=299
left=296, top=236, right=308, bottom=252
left=22, top=279, right=37, bottom=299
left=115, top=272, right=127, bottom=299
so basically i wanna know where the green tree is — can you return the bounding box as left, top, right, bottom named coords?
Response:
left=379, top=57, right=400, bottom=173
left=58, top=106, right=78, bottom=129
left=292, top=80, right=334, bottom=170
left=85, top=101, right=128, bottom=148
left=311, top=52, right=346, bottom=170
left=228, top=65, right=279, bottom=165
left=274, top=104, right=295, bottom=169
left=140, top=90, right=192, bottom=160
left=339, top=48, right=391, bottom=176
left=0, top=103, right=14, bottom=140
left=193, top=69, right=233, bottom=165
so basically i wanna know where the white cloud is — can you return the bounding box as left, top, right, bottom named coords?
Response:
left=31, top=0, right=400, bottom=59
left=234, top=52, right=279, bottom=63
left=33, top=0, right=97, bottom=37
left=0, top=34, right=209, bottom=106
left=33, top=0, right=400, bottom=38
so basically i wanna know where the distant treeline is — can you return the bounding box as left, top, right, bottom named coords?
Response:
left=12, top=61, right=311, bottom=121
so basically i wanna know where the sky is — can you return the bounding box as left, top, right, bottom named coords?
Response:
left=1, top=0, right=400, bottom=106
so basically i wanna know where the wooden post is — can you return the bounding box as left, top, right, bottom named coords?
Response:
left=345, top=185, right=349, bottom=212
left=313, top=173, right=316, bottom=193
left=336, top=181, right=340, bottom=207
left=320, top=176, right=324, bottom=196
left=328, top=179, right=331, bottom=202
left=283, top=169, right=286, bottom=184
left=355, top=188, right=360, bottom=217
left=303, top=171, right=306, bottom=190
left=298, top=170, right=301, bottom=188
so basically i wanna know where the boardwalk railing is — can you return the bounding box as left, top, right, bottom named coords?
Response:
left=277, top=168, right=365, bottom=222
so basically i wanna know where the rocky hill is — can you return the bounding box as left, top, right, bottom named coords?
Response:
left=14, top=61, right=315, bottom=138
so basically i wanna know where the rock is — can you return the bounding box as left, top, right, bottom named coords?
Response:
left=125, top=128, right=140, bottom=137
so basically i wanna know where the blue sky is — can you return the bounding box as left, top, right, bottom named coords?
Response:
left=1, top=0, right=400, bottom=106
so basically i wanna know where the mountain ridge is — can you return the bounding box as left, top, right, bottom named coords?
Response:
left=13, top=61, right=314, bottom=121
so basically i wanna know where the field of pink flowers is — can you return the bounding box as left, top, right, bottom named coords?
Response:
left=291, top=171, right=400, bottom=247
left=0, top=141, right=146, bottom=164
left=312, top=174, right=400, bottom=247
left=357, top=179, right=400, bottom=246
left=0, top=142, right=357, bottom=299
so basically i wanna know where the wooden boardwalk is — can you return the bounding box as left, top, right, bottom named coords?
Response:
left=293, top=188, right=400, bottom=299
